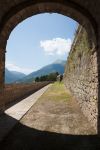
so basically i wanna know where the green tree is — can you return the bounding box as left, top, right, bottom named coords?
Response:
left=35, top=77, right=40, bottom=82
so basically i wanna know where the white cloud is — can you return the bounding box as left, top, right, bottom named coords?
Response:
left=6, top=62, right=33, bottom=75
left=40, top=38, right=72, bottom=55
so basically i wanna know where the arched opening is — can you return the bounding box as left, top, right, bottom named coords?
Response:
left=0, top=1, right=99, bottom=145
left=0, top=1, right=97, bottom=89
left=5, top=13, right=77, bottom=82
left=4, top=13, right=78, bottom=115
left=0, top=1, right=97, bottom=47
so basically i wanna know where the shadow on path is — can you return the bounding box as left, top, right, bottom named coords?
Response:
left=0, top=114, right=100, bottom=150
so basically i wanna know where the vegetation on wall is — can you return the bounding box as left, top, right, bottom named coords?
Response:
left=66, top=28, right=91, bottom=73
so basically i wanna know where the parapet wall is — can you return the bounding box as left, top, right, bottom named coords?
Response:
left=64, top=25, right=98, bottom=131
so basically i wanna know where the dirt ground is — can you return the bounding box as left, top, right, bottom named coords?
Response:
left=20, top=82, right=95, bottom=135
left=0, top=82, right=99, bottom=150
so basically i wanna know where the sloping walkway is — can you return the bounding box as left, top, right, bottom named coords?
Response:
left=0, top=82, right=100, bottom=150
left=0, top=84, right=52, bottom=142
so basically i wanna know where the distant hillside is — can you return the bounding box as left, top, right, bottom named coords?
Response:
left=19, top=60, right=66, bottom=83
left=5, top=68, right=26, bottom=83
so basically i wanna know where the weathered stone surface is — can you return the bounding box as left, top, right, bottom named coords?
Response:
left=64, top=26, right=98, bottom=131
left=0, top=48, right=5, bottom=92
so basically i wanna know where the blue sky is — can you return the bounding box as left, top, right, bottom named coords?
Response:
left=6, top=13, right=78, bottom=74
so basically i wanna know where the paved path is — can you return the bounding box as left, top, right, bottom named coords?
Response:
left=0, top=84, right=52, bottom=142
left=0, top=83, right=100, bottom=150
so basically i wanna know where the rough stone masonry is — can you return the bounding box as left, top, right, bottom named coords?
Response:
left=64, top=25, right=98, bottom=132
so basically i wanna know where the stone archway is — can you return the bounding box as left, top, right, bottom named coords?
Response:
left=0, top=0, right=100, bottom=132
left=0, top=0, right=98, bottom=91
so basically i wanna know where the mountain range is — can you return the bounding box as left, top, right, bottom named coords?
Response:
left=5, top=68, right=26, bottom=83
left=5, top=60, right=66, bottom=83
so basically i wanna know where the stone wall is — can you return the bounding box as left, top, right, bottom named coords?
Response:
left=64, top=25, right=98, bottom=131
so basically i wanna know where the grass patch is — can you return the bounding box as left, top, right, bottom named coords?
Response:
left=41, top=82, right=72, bottom=102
